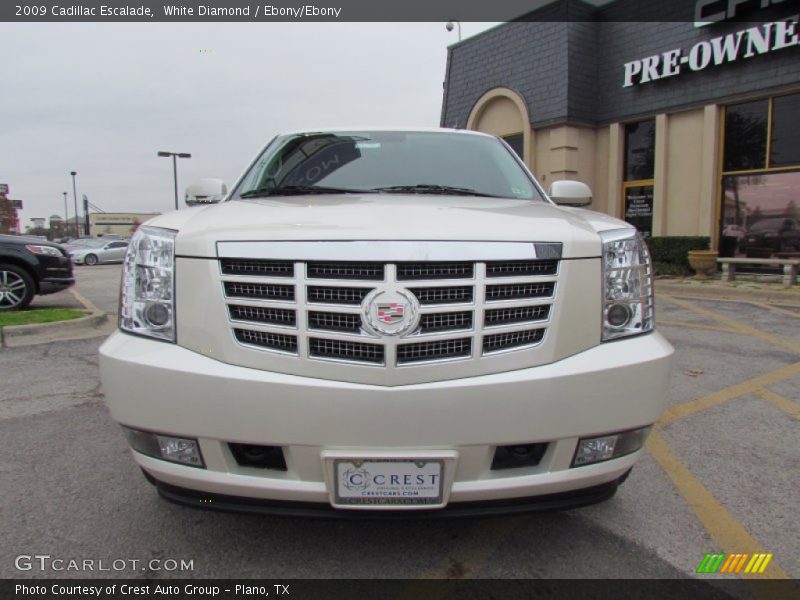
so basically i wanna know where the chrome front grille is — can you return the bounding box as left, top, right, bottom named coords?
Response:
left=410, top=286, right=474, bottom=305
left=219, top=250, right=558, bottom=368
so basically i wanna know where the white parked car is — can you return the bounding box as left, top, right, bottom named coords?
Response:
left=99, top=129, right=674, bottom=516
left=69, top=239, right=129, bottom=265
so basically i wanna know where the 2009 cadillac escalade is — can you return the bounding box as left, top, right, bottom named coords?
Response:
left=99, top=129, right=674, bottom=516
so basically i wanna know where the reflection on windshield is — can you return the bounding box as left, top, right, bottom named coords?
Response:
left=237, top=131, right=543, bottom=201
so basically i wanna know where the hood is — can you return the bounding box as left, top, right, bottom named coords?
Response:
left=149, top=195, right=632, bottom=259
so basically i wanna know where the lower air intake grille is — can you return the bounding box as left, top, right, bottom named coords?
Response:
left=483, top=329, right=544, bottom=353
left=309, top=338, right=384, bottom=364
left=229, top=305, right=297, bottom=327
left=234, top=328, right=298, bottom=353
left=398, top=338, right=471, bottom=364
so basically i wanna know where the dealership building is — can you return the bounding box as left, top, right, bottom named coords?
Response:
left=441, top=1, right=800, bottom=256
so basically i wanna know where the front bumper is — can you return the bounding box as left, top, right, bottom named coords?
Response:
left=99, top=331, right=673, bottom=511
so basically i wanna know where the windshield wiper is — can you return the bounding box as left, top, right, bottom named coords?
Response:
left=372, top=184, right=501, bottom=198
left=240, top=185, right=373, bottom=198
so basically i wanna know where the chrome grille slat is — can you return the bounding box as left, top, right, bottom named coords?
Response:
left=307, top=261, right=385, bottom=281
left=483, top=328, right=545, bottom=353
left=419, top=311, right=473, bottom=333
left=308, top=311, right=362, bottom=333
left=397, top=262, right=474, bottom=280
left=397, top=338, right=472, bottom=364
left=485, top=282, right=555, bottom=301
left=221, top=258, right=294, bottom=277
left=307, top=286, right=373, bottom=305
left=309, top=337, right=384, bottom=364
left=486, top=260, right=558, bottom=278
left=224, top=281, right=295, bottom=301
left=484, top=305, right=550, bottom=327
left=220, top=255, right=559, bottom=367
left=410, top=286, right=474, bottom=305
left=229, top=305, right=297, bottom=327
left=234, top=328, right=298, bottom=353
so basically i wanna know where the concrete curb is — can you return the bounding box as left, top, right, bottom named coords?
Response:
left=0, top=288, right=109, bottom=347
left=655, top=279, right=800, bottom=307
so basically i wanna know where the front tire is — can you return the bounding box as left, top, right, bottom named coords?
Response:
left=0, top=264, right=35, bottom=311
left=84, top=253, right=99, bottom=266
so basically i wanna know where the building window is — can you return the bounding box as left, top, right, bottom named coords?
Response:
left=723, top=100, right=768, bottom=172
left=720, top=92, right=800, bottom=259
left=770, top=94, right=800, bottom=168
left=502, top=133, right=524, bottom=160
left=624, top=120, right=655, bottom=181
left=622, top=119, right=655, bottom=238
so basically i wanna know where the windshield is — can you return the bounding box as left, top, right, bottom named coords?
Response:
left=235, top=131, right=545, bottom=201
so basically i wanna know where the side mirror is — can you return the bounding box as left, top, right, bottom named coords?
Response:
left=548, top=180, right=592, bottom=207
left=185, top=178, right=228, bottom=207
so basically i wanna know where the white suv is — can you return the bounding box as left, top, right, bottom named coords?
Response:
left=99, top=129, right=673, bottom=515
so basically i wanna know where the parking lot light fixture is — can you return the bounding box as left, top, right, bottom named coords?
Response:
left=70, top=171, right=79, bottom=238
left=158, top=151, right=192, bottom=211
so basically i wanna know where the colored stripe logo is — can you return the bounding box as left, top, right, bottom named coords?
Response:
left=697, top=552, right=773, bottom=574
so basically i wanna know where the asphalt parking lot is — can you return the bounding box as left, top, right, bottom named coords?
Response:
left=1, top=265, right=798, bottom=585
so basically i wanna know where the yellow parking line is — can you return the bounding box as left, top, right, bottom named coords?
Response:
left=658, top=362, right=800, bottom=426
left=657, top=320, right=740, bottom=334
left=747, top=302, right=800, bottom=319
left=660, top=295, right=800, bottom=354
left=646, top=431, right=790, bottom=580
left=757, top=388, right=800, bottom=420
left=69, top=288, right=101, bottom=314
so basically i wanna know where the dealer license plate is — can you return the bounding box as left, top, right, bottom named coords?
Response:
left=333, top=459, right=444, bottom=507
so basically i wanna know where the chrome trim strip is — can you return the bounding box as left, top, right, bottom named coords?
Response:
left=217, top=241, right=540, bottom=261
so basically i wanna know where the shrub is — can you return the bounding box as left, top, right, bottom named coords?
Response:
left=647, top=236, right=711, bottom=275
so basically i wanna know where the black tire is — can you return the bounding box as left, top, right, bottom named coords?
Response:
left=0, top=263, right=35, bottom=311
left=84, top=253, right=99, bottom=266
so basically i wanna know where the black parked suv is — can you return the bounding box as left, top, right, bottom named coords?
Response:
left=0, top=234, right=75, bottom=310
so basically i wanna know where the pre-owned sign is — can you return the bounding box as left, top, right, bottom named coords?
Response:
left=623, top=19, right=798, bottom=87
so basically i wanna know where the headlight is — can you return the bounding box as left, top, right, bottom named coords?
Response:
left=25, top=244, right=63, bottom=257
left=601, top=229, right=654, bottom=342
left=119, top=226, right=177, bottom=342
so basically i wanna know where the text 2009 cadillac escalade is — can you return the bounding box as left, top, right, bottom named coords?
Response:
left=99, top=129, right=674, bottom=516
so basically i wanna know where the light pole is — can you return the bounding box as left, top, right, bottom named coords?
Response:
left=70, top=171, right=79, bottom=238
left=446, top=20, right=462, bottom=42
left=157, top=151, right=191, bottom=210
left=62, top=192, right=69, bottom=238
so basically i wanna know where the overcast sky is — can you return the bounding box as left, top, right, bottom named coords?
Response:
left=1, top=22, right=498, bottom=229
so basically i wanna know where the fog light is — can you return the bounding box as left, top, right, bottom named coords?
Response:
left=572, top=426, right=651, bottom=467
left=123, top=427, right=204, bottom=468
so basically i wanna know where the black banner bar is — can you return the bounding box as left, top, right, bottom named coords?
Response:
left=0, top=0, right=756, bottom=23
left=4, top=578, right=800, bottom=600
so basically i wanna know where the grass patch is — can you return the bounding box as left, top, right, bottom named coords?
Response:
left=0, top=308, right=85, bottom=327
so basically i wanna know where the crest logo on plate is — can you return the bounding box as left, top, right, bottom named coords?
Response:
left=377, top=303, right=405, bottom=324
left=362, top=287, right=420, bottom=337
